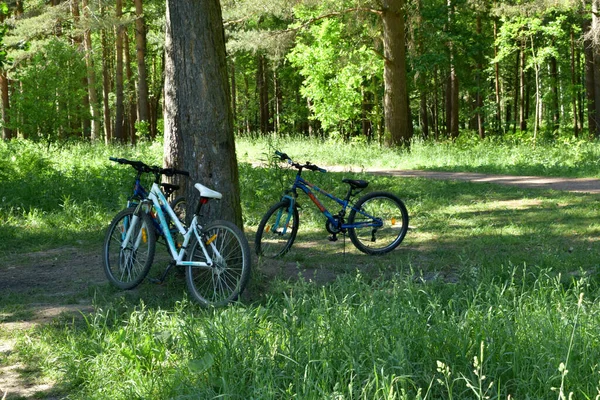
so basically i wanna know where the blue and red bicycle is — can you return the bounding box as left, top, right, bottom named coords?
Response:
left=255, top=151, right=409, bottom=257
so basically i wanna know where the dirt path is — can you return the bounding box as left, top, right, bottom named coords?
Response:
left=327, top=166, right=600, bottom=194
left=2, top=169, right=600, bottom=399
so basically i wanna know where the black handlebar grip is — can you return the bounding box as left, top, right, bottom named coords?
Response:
left=275, top=151, right=290, bottom=161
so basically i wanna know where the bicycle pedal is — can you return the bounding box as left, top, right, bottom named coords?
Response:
left=328, top=235, right=338, bottom=242
left=148, top=277, right=164, bottom=285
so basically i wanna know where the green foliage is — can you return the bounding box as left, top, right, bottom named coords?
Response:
left=7, top=39, right=88, bottom=140
left=0, top=139, right=162, bottom=252
left=288, top=17, right=382, bottom=135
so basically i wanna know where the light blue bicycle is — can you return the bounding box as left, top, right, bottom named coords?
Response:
left=103, top=161, right=251, bottom=307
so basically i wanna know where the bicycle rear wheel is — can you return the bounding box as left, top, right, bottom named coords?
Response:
left=103, top=207, right=156, bottom=289
left=255, top=200, right=299, bottom=258
left=186, top=220, right=251, bottom=307
left=348, top=191, right=408, bottom=255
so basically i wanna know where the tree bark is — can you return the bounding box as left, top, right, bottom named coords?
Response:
left=101, top=26, right=112, bottom=143
left=82, top=0, right=100, bottom=140
left=493, top=17, right=501, bottom=133
left=134, top=0, right=150, bottom=124
left=114, top=0, right=125, bottom=142
left=583, top=15, right=598, bottom=137
left=231, top=60, right=237, bottom=133
left=257, top=55, right=269, bottom=134
left=124, top=30, right=137, bottom=144
left=593, top=0, right=600, bottom=137
left=549, top=56, right=560, bottom=133
left=0, top=72, right=13, bottom=140
left=382, top=0, right=411, bottom=146
left=519, top=39, right=527, bottom=132
left=571, top=28, right=579, bottom=137
left=475, top=14, right=485, bottom=139
left=163, top=0, right=243, bottom=228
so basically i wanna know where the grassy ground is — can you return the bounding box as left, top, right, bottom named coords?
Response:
left=1, top=136, right=600, bottom=399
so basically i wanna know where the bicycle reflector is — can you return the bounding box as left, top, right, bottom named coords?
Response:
left=142, top=227, right=147, bottom=243
left=205, top=234, right=217, bottom=245
left=391, top=217, right=397, bottom=225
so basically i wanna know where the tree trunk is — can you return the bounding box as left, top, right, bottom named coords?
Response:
left=415, top=0, right=429, bottom=139
left=82, top=0, right=100, bottom=141
left=257, top=55, right=269, bottom=134
left=71, top=0, right=89, bottom=137
left=231, top=60, right=237, bottom=133
left=571, top=28, right=579, bottom=137
left=124, top=30, right=137, bottom=144
left=101, top=3, right=112, bottom=143
left=163, top=0, right=243, bottom=228
left=475, top=14, right=485, bottom=139
left=134, top=0, right=150, bottom=124
left=550, top=56, right=559, bottom=133
left=519, top=39, right=527, bottom=132
left=493, top=18, right=501, bottom=134
left=0, top=72, right=13, bottom=140
left=593, top=0, right=600, bottom=137
left=583, top=15, right=598, bottom=137
left=445, top=0, right=459, bottom=139
left=382, top=0, right=411, bottom=146
left=114, top=0, right=125, bottom=142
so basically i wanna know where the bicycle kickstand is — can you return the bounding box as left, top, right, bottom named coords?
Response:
left=149, top=260, right=177, bottom=284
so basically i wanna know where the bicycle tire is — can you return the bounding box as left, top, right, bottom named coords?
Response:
left=255, top=200, right=299, bottom=258
left=186, top=220, right=251, bottom=307
left=348, top=191, right=409, bottom=255
left=103, top=207, right=156, bottom=289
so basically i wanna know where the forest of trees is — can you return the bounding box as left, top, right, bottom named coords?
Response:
left=0, top=0, right=599, bottom=146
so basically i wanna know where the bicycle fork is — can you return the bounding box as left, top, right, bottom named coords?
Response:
left=273, top=195, right=296, bottom=235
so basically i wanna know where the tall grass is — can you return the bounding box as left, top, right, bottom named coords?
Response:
left=237, top=134, right=600, bottom=177
left=3, top=136, right=600, bottom=398
left=16, top=270, right=600, bottom=399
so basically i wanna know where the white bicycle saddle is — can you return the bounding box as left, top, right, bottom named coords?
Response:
left=194, top=183, right=222, bottom=199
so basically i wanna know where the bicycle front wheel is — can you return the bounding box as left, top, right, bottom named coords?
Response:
left=255, top=200, right=299, bottom=258
left=103, top=207, right=156, bottom=289
left=186, top=220, right=251, bottom=307
left=348, top=191, right=409, bottom=255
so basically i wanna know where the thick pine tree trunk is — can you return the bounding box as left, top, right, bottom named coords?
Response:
left=163, top=0, right=243, bottom=228
left=382, top=0, right=411, bottom=146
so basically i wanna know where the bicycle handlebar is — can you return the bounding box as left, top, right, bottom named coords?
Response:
left=274, top=151, right=327, bottom=173
left=109, top=157, right=190, bottom=177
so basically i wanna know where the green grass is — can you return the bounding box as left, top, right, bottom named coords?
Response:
left=237, top=134, right=600, bottom=177
left=2, top=136, right=600, bottom=399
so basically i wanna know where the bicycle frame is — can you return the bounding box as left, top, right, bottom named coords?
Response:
left=122, top=182, right=215, bottom=268
left=286, top=174, right=383, bottom=230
